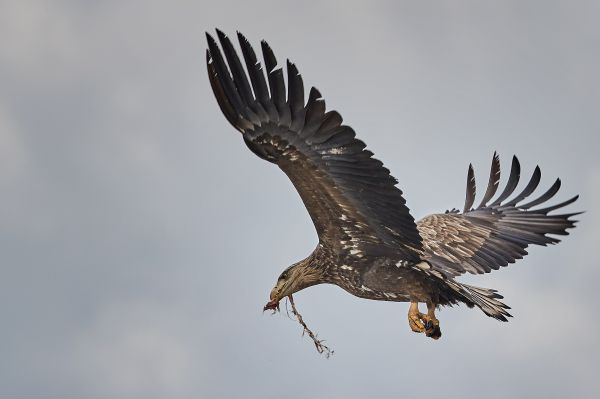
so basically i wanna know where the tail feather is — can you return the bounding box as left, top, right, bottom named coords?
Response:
left=447, top=280, right=512, bottom=321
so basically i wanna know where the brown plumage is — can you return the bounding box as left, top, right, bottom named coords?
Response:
left=206, top=30, right=580, bottom=343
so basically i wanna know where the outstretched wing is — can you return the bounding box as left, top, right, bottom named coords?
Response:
left=417, top=153, right=580, bottom=277
left=207, top=30, right=422, bottom=261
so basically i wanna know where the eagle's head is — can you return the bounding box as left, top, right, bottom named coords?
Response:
left=263, top=258, right=323, bottom=312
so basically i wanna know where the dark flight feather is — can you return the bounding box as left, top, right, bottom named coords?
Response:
left=217, top=30, right=254, bottom=107
left=504, top=166, right=541, bottom=207
left=520, top=179, right=562, bottom=209
left=477, top=152, right=501, bottom=209
left=237, top=32, right=278, bottom=121
left=490, top=156, right=520, bottom=206
left=463, top=164, right=476, bottom=212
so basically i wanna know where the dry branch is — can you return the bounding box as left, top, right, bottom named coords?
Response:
left=288, top=295, right=334, bottom=358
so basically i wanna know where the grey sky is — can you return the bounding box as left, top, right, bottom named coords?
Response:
left=1, top=1, right=598, bottom=398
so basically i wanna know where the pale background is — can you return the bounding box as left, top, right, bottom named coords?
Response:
left=1, top=1, right=599, bottom=398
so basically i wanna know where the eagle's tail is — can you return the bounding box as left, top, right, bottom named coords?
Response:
left=447, top=280, right=512, bottom=321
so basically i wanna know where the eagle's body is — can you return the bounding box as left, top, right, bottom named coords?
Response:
left=298, top=245, right=454, bottom=304
left=206, top=30, right=579, bottom=340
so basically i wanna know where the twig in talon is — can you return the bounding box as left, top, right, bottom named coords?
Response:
left=288, top=295, right=334, bottom=358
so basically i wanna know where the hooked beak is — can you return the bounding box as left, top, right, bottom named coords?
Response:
left=263, top=299, right=280, bottom=312
left=263, top=285, right=282, bottom=313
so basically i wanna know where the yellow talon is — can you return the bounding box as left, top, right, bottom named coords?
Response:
left=408, top=302, right=426, bottom=333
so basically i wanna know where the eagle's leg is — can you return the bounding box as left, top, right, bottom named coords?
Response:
left=423, top=302, right=442, bottom=340
left=408, top=302, right=426, bottom=333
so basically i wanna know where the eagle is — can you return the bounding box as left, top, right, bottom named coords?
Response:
left=206, top=30, right=579, bottom=342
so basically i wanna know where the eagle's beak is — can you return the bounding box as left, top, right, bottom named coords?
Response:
left=263, top=286, right=281, bottom=312
left=263, top=299, right=280, bottom=312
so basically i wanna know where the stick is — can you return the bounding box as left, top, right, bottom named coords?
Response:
left=288, top=295, right=334, bottom=358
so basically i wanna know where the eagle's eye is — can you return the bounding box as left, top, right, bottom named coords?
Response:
left=278, top=271, right=289, bottom=281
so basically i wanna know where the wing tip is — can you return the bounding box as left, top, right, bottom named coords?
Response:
left=463, top=163, right=476, bottom=213
left=308, top=86, right=323, bottom=101
left=205, top=31, right=216, bottom=45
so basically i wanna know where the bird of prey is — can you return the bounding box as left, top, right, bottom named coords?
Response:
left=206, top=30, right=579, bottom=341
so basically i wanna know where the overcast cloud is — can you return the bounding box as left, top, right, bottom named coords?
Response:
left=1, top=1, right=599, bottom=398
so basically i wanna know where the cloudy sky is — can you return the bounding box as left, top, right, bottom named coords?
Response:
left=1, top=1, right=599, bottom=398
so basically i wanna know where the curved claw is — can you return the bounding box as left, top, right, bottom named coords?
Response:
left=424, top=302, right=442, bottom=340
left=409, top=313, right=425, bottom=333
left=425, top=322, right=442, bottom=340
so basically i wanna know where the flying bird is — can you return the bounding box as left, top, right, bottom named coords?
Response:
left=206, top=30, right=579, bottom=342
